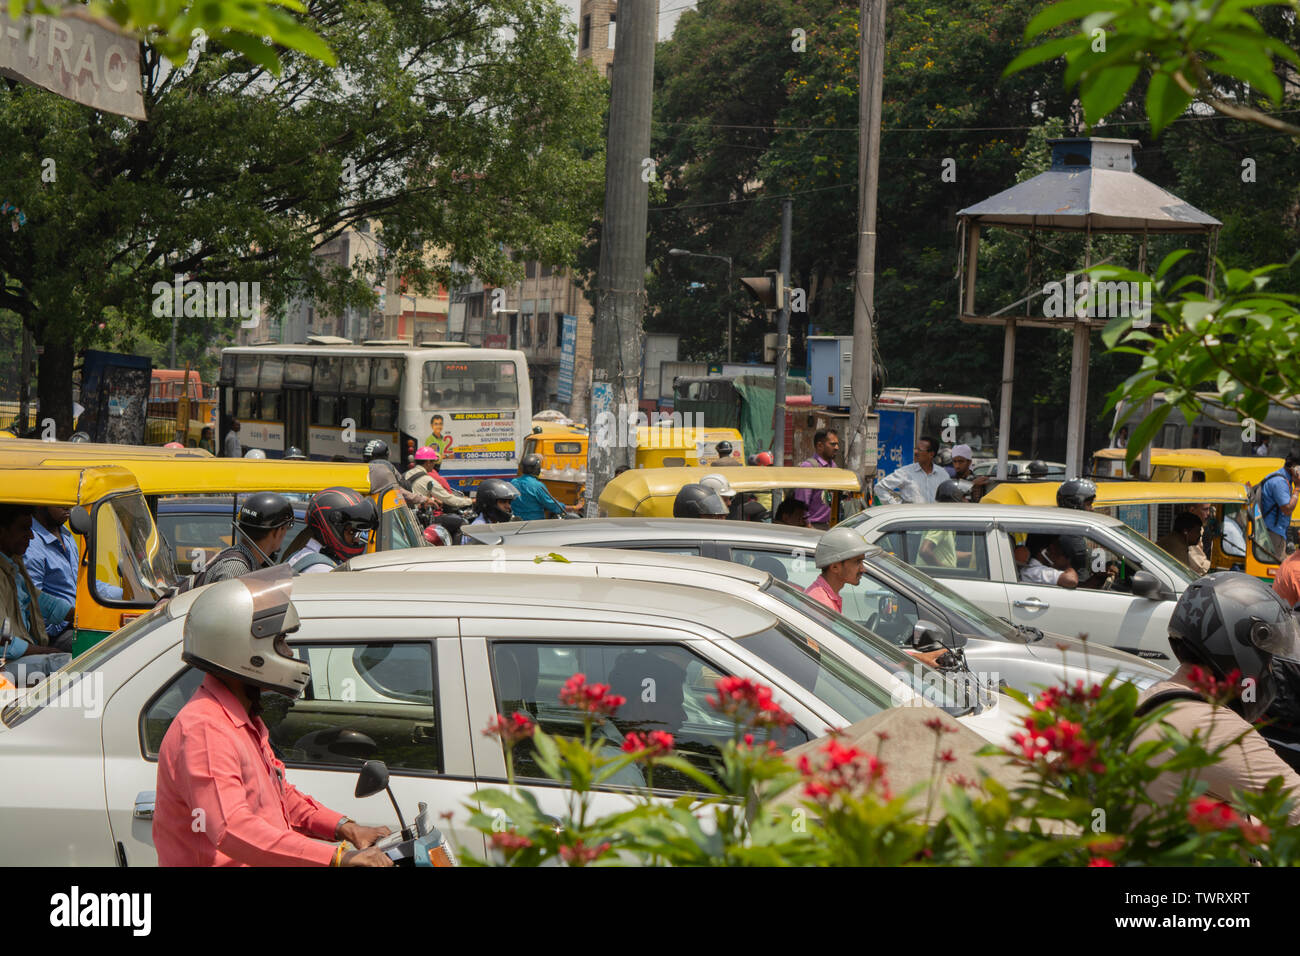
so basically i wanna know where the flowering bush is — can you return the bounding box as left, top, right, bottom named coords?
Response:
left=461, top=669, right=1300, bottom=866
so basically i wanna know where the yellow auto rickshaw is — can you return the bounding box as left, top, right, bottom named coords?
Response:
left=523, top=423, right=590, bottom=507
left=633, top=425, right=745, bottom=469
left=0, top=464, right=179, bottom=654
left=597, top=465, right=861, bottom=519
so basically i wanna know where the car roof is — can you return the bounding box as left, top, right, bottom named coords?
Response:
left=460, top=516, right=828, bottom=547
left=846, top=503, right=1128, bottom=526
left=346, top=543, right=776, bottom=585
left=166, top=570, right=779, bottom=635
left=0, top=463, right=142, bottom=504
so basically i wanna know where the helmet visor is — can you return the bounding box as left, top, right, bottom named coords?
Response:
left=1251, top=613, right=1300, bottom=663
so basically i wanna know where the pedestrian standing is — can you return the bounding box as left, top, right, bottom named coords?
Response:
left=223, top=419, right=242, bottom=458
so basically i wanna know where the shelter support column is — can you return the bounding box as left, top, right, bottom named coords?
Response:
left=996, top=319, right=1015, bottom=480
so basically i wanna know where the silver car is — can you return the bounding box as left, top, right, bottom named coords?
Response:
left=443, top=517, right=1170, bottom=694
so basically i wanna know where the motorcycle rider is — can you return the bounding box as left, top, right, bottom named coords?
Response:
left=511, top=453, right=579, bottom=521
left=1056, top=477, right=1097, bottom=511
left=193, top=492, right=295, bottom=585
left=364, top=439, right=431, bottom=511
left=673, top=483, right=727, bottom=519
left=153, top=568, right=394, bottom=865
left=285, top=488, right=378, bottom=574
left=1130, top=573, right=1300, bottom=825
left=403, top=446, right=472, bottom=514
left=462, top=478, right=519, bottom=542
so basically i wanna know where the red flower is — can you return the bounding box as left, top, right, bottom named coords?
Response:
left=1087, top=857, right=1115, bottom=867
left=947, top=773, right=977, bottom=790
left=484, top=712, right=535, bottom=747
left=622, top=730, right=674, bottom=760
left=798, top=736, right=891, bottom=803
left=490, top=832, right=533, bottom=855
left=1185, top=666, right=1244, bottom=705
left=559, top=673, right=626, bottom=717
left=1187, top=796, right=1240, bottom=831
left=938, top=748, right=957, bottom=764
left=559, top=839, right=611, bottom=866
left=1240, top=821, right=1271, bottom=845
left=923, top=716, right=957, bottom=734
left=707, top=676, right=795, bottom=730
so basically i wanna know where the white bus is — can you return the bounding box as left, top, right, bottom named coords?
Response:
left=218, top=343, right=533, bottom=492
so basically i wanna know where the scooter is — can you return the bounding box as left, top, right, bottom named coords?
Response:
left=353, top=759, right=457, bottom=866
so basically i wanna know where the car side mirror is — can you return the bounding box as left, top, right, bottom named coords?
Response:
left=909, top=621, right=946, bottom=651
left=354, top=759, right=390, bottom=799
left=68, top=506, right=91, bottom=536
left=1131, top=569, right=1164, bottom=600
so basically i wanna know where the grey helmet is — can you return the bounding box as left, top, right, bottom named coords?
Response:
left=700, top=473, right=735, bottom=500
left=814, top=526, right=870, bottom=569
left=474, top=478, right=519, bottom=523
left=1027, top=459, right=1049, bottom=477
left=1168, top=572, right=1300, bottom=721
left=285, top=446, right=307, bottom=460
left=935, top=479, right=973, bottom=503
left=1056, top=477, right=1097, bottom=510
left=182, top=566, right=310, bottom=698
left=673, top=483, right=727, bottom=518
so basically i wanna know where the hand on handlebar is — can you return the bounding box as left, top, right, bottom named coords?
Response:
left=341, top=847, right=394, bottom=867
left=340, top=821, right=391, bottom=849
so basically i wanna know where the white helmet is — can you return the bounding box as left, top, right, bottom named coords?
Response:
left=700, top=473, right=735, bottom=499
left=244, top=448, right=267, bottom=459
left=814, top=526, right=870, bottom=569
left=182, top=566, right=310, bottom=698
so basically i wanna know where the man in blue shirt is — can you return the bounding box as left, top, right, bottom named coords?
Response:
left=1257, top=453, right=1300, bottom=562
left=0, top=505, right=73, bottom=685
left=511, top=454, right=578, bottom=521
left=25, top=506, right=80, bottom=646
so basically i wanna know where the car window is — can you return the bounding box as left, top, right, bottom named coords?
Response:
left=588, top=542, right=701, bottom=556
left=1005, top=526, right=1144, bottom=593
left=488, top=641, right=809, bottom=792
left=874, top=528, right=990, bottom=581
left=140, top=641, right=442, bottom=773
left=731, top=546, right=922, bottom=645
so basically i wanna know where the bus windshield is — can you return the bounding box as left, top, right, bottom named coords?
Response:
left=422, top=360, right=518, bottom=411
left=918, top=403, right=995, bottom=453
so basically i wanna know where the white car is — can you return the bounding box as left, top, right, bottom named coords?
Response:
left=0, top=571, right=1013, bottom=866
left=841, top=504, right=1195, bottom=662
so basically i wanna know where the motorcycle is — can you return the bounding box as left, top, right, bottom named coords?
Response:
left=353, top=759, right=457, bottom=866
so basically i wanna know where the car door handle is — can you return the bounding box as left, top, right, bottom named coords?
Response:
left=133, top=791, right=156, bottom=820
left=1014, top=598, right=1050, bottom=610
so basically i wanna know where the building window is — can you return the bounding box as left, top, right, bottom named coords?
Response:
left=606, top=63, right=612, bottom=79
left=555, top=313, right=564, bottom=348
left=540, top=263, right=553, bottom=278
left=608, top=13, right=616, bottom=48
left=525, top=260, right=537, bottom=279
left=537, top=313, right=549, bottom=347
left=581, top=14, right=591, bottom=49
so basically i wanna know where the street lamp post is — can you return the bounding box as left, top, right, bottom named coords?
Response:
left=669, top=248, right=733, bottom=363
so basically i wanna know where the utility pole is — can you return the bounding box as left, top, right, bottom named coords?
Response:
left=774, top=198, right=793, bottom=465
left=847, top=0, right=884, bottom=485
left=589, top=0, right=655, bottom=511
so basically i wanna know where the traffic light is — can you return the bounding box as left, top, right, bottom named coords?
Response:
left=740, top=269, right=784, bottom=312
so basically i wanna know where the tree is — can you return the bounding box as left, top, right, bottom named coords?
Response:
left=0, top=0, right=606, bottom=434
left=1007, top=0, right=1300, bottom=456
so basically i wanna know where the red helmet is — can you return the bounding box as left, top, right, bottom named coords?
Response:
left=755, top=451, right=774, bottom=466
left=163, top=441, right=185, bottom=449
left=306, top=487, right=378, bottom=559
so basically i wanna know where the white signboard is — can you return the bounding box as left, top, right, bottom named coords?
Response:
left=0, top=11, right=145, bottom=120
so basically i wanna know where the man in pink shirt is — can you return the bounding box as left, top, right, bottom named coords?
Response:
left=154, top=569, right=392, bottom=866
left=803, top=527, right=871, bottom=614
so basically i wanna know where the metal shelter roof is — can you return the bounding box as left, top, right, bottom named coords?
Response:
left=957, top=139, right=1220, bottom=234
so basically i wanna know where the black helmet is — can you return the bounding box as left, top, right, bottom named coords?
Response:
left=1056, top=477, right=1097, bottom=510
left=520, top=453, right=543, bottom=477
left=363, top=439, right=390, bottom=462
left=673, top=483, right=727, bottom=518
left=715, top=441, right=733, bottom=459
left=1027, top=459, right=1049, bottom=477
left=474, top=478, right=519, bottom=523
left=935, top=479, right=973, bottom=503
left=237, top=491, right=295, bottom=535
left=306, top=487, right=377, bottom=560
left=1058, top=534, right=1092, bottom=574
left=1168, top=572, right=1300, bottom=721
left=285, top=446, right=307, bottom=461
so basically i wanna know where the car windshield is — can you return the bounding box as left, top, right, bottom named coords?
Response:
left=1110, top=522, right=1195, bottom=587
left=94, top=492, right=179, bottom=604
left=379, top=496, right=428, bottom=550
left=867, top=549, right=1023, bottom=643
left=422, top=359, right=518, bottom=410
left=735, top=622, right=893, bottom=725
left=766, top=580, right=982, bottom=716
left=1, top=602, right=173, bottom=727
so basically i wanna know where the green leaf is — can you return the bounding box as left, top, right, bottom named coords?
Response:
left=1023, top=0, right=1119, bottom=39
left=1004, top=35, right=1082, bottom=76
left=1079, top=63, right=1141, bottom=123
left=1146, top=71, right=1194, bottom=135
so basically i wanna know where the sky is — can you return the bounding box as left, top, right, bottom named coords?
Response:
left=561, top=0, right=694, bottom=44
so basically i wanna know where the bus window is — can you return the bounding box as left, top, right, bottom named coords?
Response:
left=261, top=356, right=284, bottom=390
left=423, top=360, right=518, bottom=410
left=259, top=391, right=282, bottom=421
left=314, top=356, right=341, bottom=392
left=312, top=394, right=340, bottom=427
left=343, top=394, right=366, bottom=429
left=371, top=357, right=403, bottom=394
left=370, top=397, right=398, bottom=431
left=343, top=357, right=371, bottom=393
left=235, top=355, right=260, bottom=388
left=236, top=391, right=259, bottom=419
left=285, top=355, right=314, bottom=386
